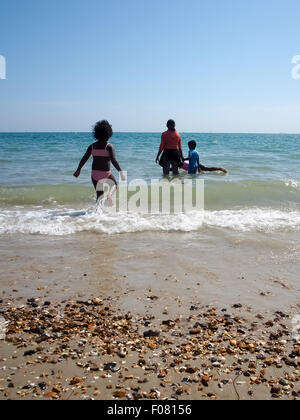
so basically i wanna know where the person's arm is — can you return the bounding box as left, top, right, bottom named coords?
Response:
left=179, top=148, right=184, bottom=162
left=178, top=136, right=184, bottom=162
left=156, top=134, right=165, bottom=163
left=198, top=163, right=227, bottom=174
left=183, top=150, right=190, bottom=162
left=156, top=150, right=162, bottom=164
left=73, top=145, right=92, bottom=177
left=108, top=145, right=126, bottom=181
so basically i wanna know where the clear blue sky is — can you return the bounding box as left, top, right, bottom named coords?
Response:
left=1, top=0, right=300, bottom=132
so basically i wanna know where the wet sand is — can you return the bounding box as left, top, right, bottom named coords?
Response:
left=0, top=231, right=299, bottom=400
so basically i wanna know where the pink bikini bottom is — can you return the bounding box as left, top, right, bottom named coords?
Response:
left=92, top=170, right=112, bottom=182
left=182, top=160, right=189, bottom=171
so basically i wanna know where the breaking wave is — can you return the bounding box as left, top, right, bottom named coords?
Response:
left=0, top=207, right=299, bottom=236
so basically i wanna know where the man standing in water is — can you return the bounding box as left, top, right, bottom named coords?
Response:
left=156, top=120, right=184, bottom=176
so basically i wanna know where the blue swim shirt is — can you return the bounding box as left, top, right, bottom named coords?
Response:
left=188, top=150, right=200, bottom=174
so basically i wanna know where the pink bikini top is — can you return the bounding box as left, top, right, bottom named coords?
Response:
left=91, top=144, right=111, bottom=158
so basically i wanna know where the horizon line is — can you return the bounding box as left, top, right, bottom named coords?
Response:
left=1, top=131, right=300, bottom=135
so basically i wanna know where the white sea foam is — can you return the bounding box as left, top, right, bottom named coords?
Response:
left=284, top=179, right=300, bottom=190
left=204, top=208, right=300, bottom=232
left=0, top=206, right=300, bottom=236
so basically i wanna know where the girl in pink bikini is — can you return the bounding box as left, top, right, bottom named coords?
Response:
left=73, top=120, right=125, bottom=203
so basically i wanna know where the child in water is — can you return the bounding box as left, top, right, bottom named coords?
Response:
left=73, top=120, right=125, bottom=204
left=183, top=141, right=227, bottom=175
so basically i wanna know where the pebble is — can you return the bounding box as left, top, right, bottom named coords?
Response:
left=104, top=363, right=121, bottom=373
left=1, top=297, right=299, bottom=401
left=118, top=348, right=127, bottom=359
left=143, top=330, right=160, bottom=338
left=212, top=362, right=221, bottom=368
left=38, top=382, right=47, bottom=390
left=279, top=379, right=289, bottom=387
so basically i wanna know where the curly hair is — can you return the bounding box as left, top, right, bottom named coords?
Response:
left=93, top=120, right=113, bottom=141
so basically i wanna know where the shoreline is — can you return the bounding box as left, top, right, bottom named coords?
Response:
left=1, top=231, right=299, bottom=311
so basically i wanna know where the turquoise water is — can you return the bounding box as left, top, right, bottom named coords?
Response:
left=1, top=132, right=299, bottom=185
left=0, top=132, right=299, bottom=235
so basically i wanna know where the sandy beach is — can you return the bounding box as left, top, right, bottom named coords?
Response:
left=0, top=231, right=299, bottom=400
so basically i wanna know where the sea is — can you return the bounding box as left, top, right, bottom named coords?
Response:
left=0, top=132, right=299, bottom=236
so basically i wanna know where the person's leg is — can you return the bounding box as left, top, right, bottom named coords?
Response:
left=171, top=161, right=179, bottom=176
left=95, top=174, right=118, bottom=206
left=106, top=174, right=118, bottom=206
left=163, top=161, right=171, bottom=176
left=92, top=178, right=104, bottom=200
left=107, top=173, right=118, bottom=187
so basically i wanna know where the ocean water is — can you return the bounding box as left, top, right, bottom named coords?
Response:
left=0, top=132, right=299, bottom=235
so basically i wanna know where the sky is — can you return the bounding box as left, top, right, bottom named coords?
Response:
left=1, top=0, right=300, bottom=133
